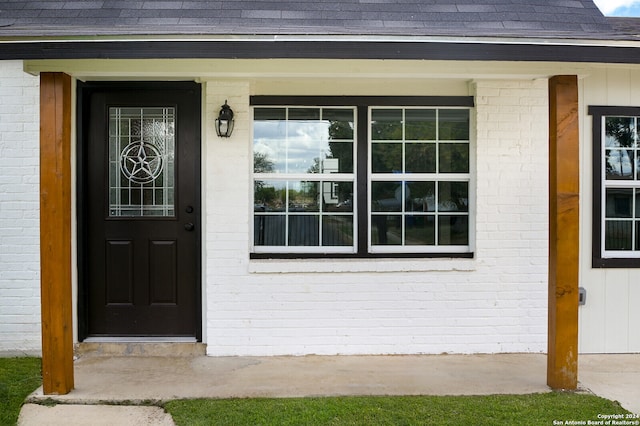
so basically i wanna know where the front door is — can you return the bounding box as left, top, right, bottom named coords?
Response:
left=81, top=82, right=201, bottom=339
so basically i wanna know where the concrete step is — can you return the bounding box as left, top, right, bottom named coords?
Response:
left=75, top=342, right=206, bottom=357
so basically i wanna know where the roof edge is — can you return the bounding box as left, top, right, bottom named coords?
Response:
left=2, top=33, right=640, bottom=47
left=2, top=38, right=640, bottom=64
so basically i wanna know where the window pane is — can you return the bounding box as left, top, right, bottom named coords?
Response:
left=289, top=108, right=320, bottom=120
left=287, top=118, right=329, bottom=174
left=254, top=108, right=286, bottom=121
left=288, top=215, right=319, bottom=246
left=255, top=107, right=355, bottom=175
left=371, top=181, right=403, bottom=212
left=439, top=143, right=469, bottom=173
left=253, top=108, right=287, bottom=173
left=323, top=215, right=354, bottom=246
left=405, top=143, right=436, bottom=173
left=289, top=181, right=319, bottom=213
left=606, top=188, right=633, bottom=218
left=405, top=215, right=435, bottom=245
left=371, top=143, right=402, bottom=173
left=254, top=151, right=277, bottom=173
left=371, top=215, right=402, bottom=245
left=325, top=109, right=355, bottom=173
left=254, top=180, right=286, bottom=212
left=606, top=149, right=634, bottom=180
left=254, top=215, right=285, bottom=246
left=636, top=190, right=640, bottom=218
left=605, top=117, right=635, bottom=148
left=406, top=181, right=436, bottom=212
left=439, top=109, right=470, bottom=140
left=438, top=216, right=469, bottom=245
left=405, top=109, right=436, bottom=140
left=323, top=181, right=353, bottom=212
left=438, top=181, right=469, bottom=212
left=371, top=109, right=402, bottom=141
left=325, top=142, right=353, bottom=173
left=605, top=221, right=632, bottom=250
left=324, top=109, right=354, bottom=140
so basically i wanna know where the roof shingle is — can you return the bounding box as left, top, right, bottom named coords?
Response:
left=0, top=0, right=628, bottom=39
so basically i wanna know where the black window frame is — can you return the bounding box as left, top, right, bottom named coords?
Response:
left=250, top=96, right=475, bottom=260
left=589, top=105, right=640, bottom=268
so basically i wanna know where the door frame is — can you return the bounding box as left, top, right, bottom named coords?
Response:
left=76, top=81, right=202, bottom=341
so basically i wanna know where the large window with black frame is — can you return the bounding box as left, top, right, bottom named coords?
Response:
left=252, top=100, right=473, bottom=258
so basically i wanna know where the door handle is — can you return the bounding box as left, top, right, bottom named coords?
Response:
left=184, top=223, right=195, bottom=231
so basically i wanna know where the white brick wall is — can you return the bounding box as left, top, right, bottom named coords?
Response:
left=204, top=78, right=549, bottom=356
left=0, top=69, right=549, bottom=357
left=0, top=61, right=41, bottom=355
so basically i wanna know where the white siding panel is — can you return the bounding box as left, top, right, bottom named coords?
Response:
left=579, top=66, right=640, bottom=353
left=579, top=268, right=607, bottom=353
left=605, top=68, right=631, bottom=104
left=630, top=282, right=640, bottom=350
left=603, top=270, right=630, bottom=353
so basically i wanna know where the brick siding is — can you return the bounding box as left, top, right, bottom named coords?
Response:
left=0, top=61, right=41, bottom=355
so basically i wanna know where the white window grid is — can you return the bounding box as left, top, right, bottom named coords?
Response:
left=601, top=115, right=640, bottom=258
left=252, top=106, right=357, bottom=254
left=368, top=107, right=473, bottom=254
left=251, top=104, right=475, bottom=255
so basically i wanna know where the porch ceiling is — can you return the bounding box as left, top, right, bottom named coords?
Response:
left=23, top=58, right=598, bottom=81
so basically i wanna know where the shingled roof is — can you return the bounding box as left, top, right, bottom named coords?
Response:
left=0, top=0, right=619, bottom=39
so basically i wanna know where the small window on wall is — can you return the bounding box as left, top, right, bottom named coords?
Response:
left=251, top=96, right=474, bottom=258
left=590, top=106, right=640, bottom=267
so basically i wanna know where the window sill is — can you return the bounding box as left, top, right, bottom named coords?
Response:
left=249, top=256, right=476, bottom=274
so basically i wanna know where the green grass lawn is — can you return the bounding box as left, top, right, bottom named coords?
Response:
left=165, top=393, right=632, bottom=426
left=0, top=357, right=42, bottom=425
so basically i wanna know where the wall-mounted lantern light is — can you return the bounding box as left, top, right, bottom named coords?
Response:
left=215, top=100, right=234, bottom=138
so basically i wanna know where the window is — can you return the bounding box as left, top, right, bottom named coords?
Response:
left=253, top=107, right=356, bottom=253
left=369, top=108, right=470, bottom=253
left=252, top=97, right=474, bottom=258
left=590, top=106, right=640, bottom=267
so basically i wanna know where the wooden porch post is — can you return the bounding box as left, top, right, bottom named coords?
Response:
left=40, top=72, right=74, bottom=395
left=548, top=75, right=580, bottom=390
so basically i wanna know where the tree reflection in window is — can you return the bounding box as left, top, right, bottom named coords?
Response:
left=605, top=117, right=636, bottom=180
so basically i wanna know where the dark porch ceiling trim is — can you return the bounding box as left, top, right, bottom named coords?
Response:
left=2, top=40, right=640, bottom=64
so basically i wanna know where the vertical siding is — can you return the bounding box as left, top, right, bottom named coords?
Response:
left=0, top=61, right=41, bottom=355
left=580, top=66, right=640, bottom=353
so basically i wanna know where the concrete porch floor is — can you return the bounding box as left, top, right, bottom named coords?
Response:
left=18, top=353, right=640, bottom=425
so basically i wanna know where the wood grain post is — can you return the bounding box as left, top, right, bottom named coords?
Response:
left=40, top=72, right=74, bottom=395
left=548, top=75, right=580, bottom=390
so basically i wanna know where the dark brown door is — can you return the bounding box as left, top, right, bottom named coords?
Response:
left=83, top=82, right=200, bottom=338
